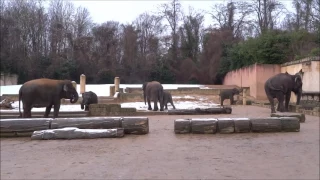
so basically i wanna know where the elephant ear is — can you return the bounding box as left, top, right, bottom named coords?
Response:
left=63, top=84, right=68, bottom=92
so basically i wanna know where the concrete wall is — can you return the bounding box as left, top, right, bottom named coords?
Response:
left=223, top=63, right=280, bottom=100
left=0, top=73, right=18, bottom=86
left=281, top=56, right=320, bottom=103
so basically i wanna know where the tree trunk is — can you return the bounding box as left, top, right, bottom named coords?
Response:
left=250, top=118, right=282, bottom=132
left=270, top=112, right=305, bottom=123
left=31, top=127, right=124, bottom=140
left=233, top=118, right=251, bottom=133
left=51, top=117, right=122, bottom=129
left=191, top=118, right=218, bottom=134
left=280, top=117, right=300, bottom=132
left=168, top=107, right=232, bottom=115
left=0, top=118, right=51, bottom=133
left=121, top=117, right=149, bottom=135
left=217, top=118, right=235, bottom=133
left=174, top=119, right=191, bottom=134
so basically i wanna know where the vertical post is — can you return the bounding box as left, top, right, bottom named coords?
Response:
left=114, top=77, right=120, bottom=92
left=80, top=74, right=86, bottom=94
left=243, top=88, right=247, bottom=105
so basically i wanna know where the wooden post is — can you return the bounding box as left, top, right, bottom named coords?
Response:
left=109, top=85, right=115, bottom=97
left=243, top=88, right=247, bottom=105
left=80, top=74, right=86, bottom=94
left=114, top=77, right=120, bottom=92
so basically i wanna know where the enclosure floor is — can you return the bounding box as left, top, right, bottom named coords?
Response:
left=1, top=106, right=319, bottom=180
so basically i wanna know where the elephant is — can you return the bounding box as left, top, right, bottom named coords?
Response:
left=219, top=88, right=242, bottom=106
left=18, top=78, right=79, bottom=118
left=163, top=91, right=176, bottom=110
left=81, top=91, right=98, bottom=111
left=264, top=69, right=303, bottom=113
left=142, top=81, right=164, bottom=111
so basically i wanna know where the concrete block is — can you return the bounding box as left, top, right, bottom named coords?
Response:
left=191, top=118, right=218, bottom=134
left=217, top=118, right=235, bottom=134
left=174, top=119, right=191, bottom=134
left=250, top=117, right=282, bottom=133
left=232, top=118, right=251, bottom=133
left=280, top=117, right=300, bottom=132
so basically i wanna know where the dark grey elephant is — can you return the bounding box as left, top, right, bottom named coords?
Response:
left=18, top=78, right=79, bottom=118
left=219, top=88, right=242, bottom=106
left=163, top=91, right=176, bottom=110
left=81, top=91, right=98, bottom=111
left=264, top=70, right=303, bottom=113
left=142, top=81, right=164, bottom=111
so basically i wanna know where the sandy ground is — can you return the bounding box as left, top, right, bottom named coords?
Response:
left=1, top=106, right=319, bottom=180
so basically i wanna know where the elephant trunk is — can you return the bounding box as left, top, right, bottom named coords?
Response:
left=70, top=92, right=79, bottom=104
left=296, top=89, right=302, bottom=105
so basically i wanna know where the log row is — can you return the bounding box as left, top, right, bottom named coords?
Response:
left=0, top=117, right=149, bottom=137
left=174, top=117, right=300, bottom=134
left=168, top=106, right=232, bottom=115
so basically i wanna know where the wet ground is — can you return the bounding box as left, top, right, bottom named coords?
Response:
left=1, top=106, right=319, bottom=179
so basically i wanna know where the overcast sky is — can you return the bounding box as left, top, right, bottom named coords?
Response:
left=70, top=0, right=294, bottom=27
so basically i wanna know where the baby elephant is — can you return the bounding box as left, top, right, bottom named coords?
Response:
left=81, top=91, right=98, bottom=111
left=219, top=88, right=242, bottom=106
left=163, top=91, right=176, bottom=110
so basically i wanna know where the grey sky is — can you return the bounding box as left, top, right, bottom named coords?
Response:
left=70, top=0, right=294, bottom=27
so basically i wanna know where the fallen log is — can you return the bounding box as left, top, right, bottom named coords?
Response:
left=233, top=118, right=251, bottom=133
left=1, top=132, right=33, bottom=138
left=280, top=117, right=300, bottom=132
left=0, top=118, right=52, bottom=133
left=250, top=118, right=282, bottom=133
left=270, top=112, right=306, bottom=123
left=168, top=107, right=232, bottom=115
left=51, top=117, right=122, bottom=129
left=217, top=118, right=235, bottom=133
left=31, top=127, right=124, bottom=140
left=174, top=119, right=191, bottom=134
left=121, top=117, right=149, bottom=135
left=191, top=118, right=218, bottom=134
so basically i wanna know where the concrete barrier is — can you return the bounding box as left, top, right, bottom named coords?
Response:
left=174, top=117, right=300, bottom=134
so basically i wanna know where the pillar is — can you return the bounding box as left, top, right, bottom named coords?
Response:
left=243, top=88, right=247, bottom=105
left=114, top=77, right=120, bottom=92
left=80, top=74, right=86, bottom=94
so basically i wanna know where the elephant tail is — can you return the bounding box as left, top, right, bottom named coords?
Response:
left=18, top=88, right=22, bottom=118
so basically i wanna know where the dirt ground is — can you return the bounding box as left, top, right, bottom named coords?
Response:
left=1, top=106, right=319, bottom=180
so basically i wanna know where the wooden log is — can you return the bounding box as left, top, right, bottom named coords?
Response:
left=31, top=127, right=124, bottom=140
left=250, top=118, right=282, bottom=133
left=191, top=118, right=218, bottom=134
left=0, top=118, right=52, bottom=133
left=121, top=117, right=149, bottom=135
left=217, top=118, right=235, bottom=133
left=168, top=107, right=232, bottom=115
left=270, top=112, right=306, bottom=123
left=280, top=117, right=300, bottom=132
left=51, top=117, right=122, bottom=129
left=1, top=131, right=33, bottom=138
left=174, top=119, right=191, bottom=134
left=232, top=118, right=251, bottom=133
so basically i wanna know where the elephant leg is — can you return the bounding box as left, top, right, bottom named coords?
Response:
left=23, top=103, right=32, bottom=118
left=164, top=102, right=168, bottom=110
left=170, top=101, right=176, bottom=109
left=153, top=101, right=159, bottom=111
left=284, top=92, right=291, bottom=112
left=53, top=103, right=61, bottom=118
left=276, top=92, right=285, bottom=112
left=44, top=104, right=53, bottom=118
left=220, top=97, right=224, bottom=106
left=266, top=94, right=276, bottom=113
left=85, top=105, right=89, bottom=111
left=147, top=98, right=152, bottom=110
left=230, top=95, right=234, bottom=105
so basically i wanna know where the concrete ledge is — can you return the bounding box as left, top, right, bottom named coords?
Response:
left=174, top=117, right=300, bottom=134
